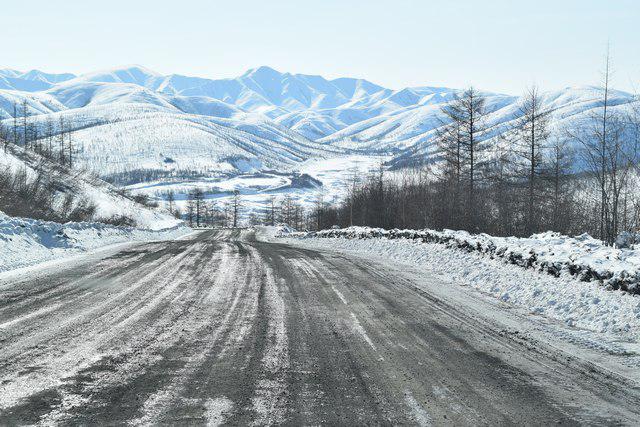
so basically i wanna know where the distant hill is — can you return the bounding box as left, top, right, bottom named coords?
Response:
left=0, top=65, right=637, bottom=182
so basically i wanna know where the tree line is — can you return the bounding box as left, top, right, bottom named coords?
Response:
left=173, top=189, right=323, bottom=230
left=0, top=103, right=152, bottom=226
left=1, top=100, right=77, bottom=169
left=168, top=188, right=245, bottom=228
left=229, top=76, right=638, bottom=244
left=309, top=55, right=640, bottom=244
left=0, top=102, right=96, bottom=222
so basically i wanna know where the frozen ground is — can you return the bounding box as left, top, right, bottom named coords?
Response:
left=2, top=229, right=639, bottom=424
left=270, top=227, right=640, bottom=377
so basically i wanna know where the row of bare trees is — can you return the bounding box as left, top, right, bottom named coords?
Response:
left=262, top=194, right=310, bottom=229
left=315, top=69, right=640, bottom=243
left=0, top=101, right=76, bottom=168
left=176, top=188, right=244, bottom=228
left=567, top=54, right=640, bottom=244
left=0, top=106, right=155, bottom=226
left=0, top=165, right=97, bottom=222
left=0, top=102, right=95, bottom=222
left=179, top=191, right=317, bottom=230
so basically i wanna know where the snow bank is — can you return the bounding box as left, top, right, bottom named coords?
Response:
left=275, top=227, right=640, bottom=344
left=0, top=211, right=190, bottom=273
left=304, top=227, right=640, bottom=295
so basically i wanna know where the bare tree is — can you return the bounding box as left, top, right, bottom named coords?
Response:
left=568, top=47, right=635, bottom=244
left=67, top=122, right=74, bottom=168
left=0, top=122, right=8, bottom=153
left=266, top=195, right=278, bottom=226
left=186, top=191, right=196, bottom=227
left=45, top=116, right=54, bottom=158
left=32, top=121, right=40, bottom=155
left=231, top=190, right=241, bottom=227
left=345, top=166, right=360, bottom=226
left=205, top=201, right=217, bottom=227
left=606, top=114, right=636, bottom=240
left=434, top=118, right=464, bottom=227
left=314, top=192, right=325, bottom=230
left=166, top=190, right=175, bottom=214
left=12, top=102, right=18, bottom=146
left=58, top=116, right=66, bottom=165
left=222, top=200, right=231, bottom=227
left=599, top=46, right=612, bottom=240
left=20, top=99, right=30, bottom=149
left=511, top=85, right=551, bottom=234
left=281, top=194, right=294, bottom=226
left=439, top=87, right=488, bottom=230
left=485, top=142, right=516, bottom=236
left=191, top=188, right=205, bottom=227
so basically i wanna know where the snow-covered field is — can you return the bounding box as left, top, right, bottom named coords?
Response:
left=269, top=226, right=640, bottom=360
left=0, top=211, right=191, bottom=274
left=129, top=155, right=387, bottom=214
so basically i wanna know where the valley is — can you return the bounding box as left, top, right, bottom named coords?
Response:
left=2, top=65, right=638, bottom=219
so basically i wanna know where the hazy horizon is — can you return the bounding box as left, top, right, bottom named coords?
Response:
left=1, top=0, right=639, bottom=95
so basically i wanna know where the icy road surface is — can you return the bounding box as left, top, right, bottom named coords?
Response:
left=1, top=229, right=639, bottom=425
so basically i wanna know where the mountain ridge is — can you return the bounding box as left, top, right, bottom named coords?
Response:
left=0, top=65, right=637, bottom=182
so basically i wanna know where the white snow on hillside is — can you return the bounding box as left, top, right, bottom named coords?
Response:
left=0, top=70, right=75, bottom=92
left=0, top=103, right=337, bottom=180
left=0, top=90, right=66, bottom=119
left=2, top=65, right=634, bottom=154
left=390, top=87, right=638, bottom=168
left=0, top=65, right=637, bottom=214
left=0, top=144, right=181, bottom=230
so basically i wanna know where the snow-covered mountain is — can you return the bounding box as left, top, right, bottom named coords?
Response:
left=388, top=86, right=638, bottom=168
left=0, top=67, right=344, bottom=181
left=59, top=65, right=388, bottom=115
left=0, top=65, right=637, bottom=183
left=0, top=69, right=76, bottom=91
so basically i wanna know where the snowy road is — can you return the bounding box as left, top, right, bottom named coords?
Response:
left=1, top=229, right=639, bottom=425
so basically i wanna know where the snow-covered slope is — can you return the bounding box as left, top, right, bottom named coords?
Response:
left=62, top=65, right=388, bottom=116
left=0, top=144, right=181, bottom=229
left=0, top=90, right=66, bottom=119
left=388, top=86, right=638, bottom=168
left=1, top=65, right=637, bottom=184
left=0, top=73, right=342, bottom=181
left=0, top=69, right=75, bottom=92
left=3, top=103, right=336, bottom=182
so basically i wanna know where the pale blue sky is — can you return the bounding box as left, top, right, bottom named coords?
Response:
left=1, top=0, right=638, bottom=94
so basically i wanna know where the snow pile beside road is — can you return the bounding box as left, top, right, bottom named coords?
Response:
left=270, top=224, right=305, bottom=238
left=307, top=227, right=640, bottom=295
left=275, top=228, right=640, bottom=343
left=0, top=211, right=191, bottom=273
